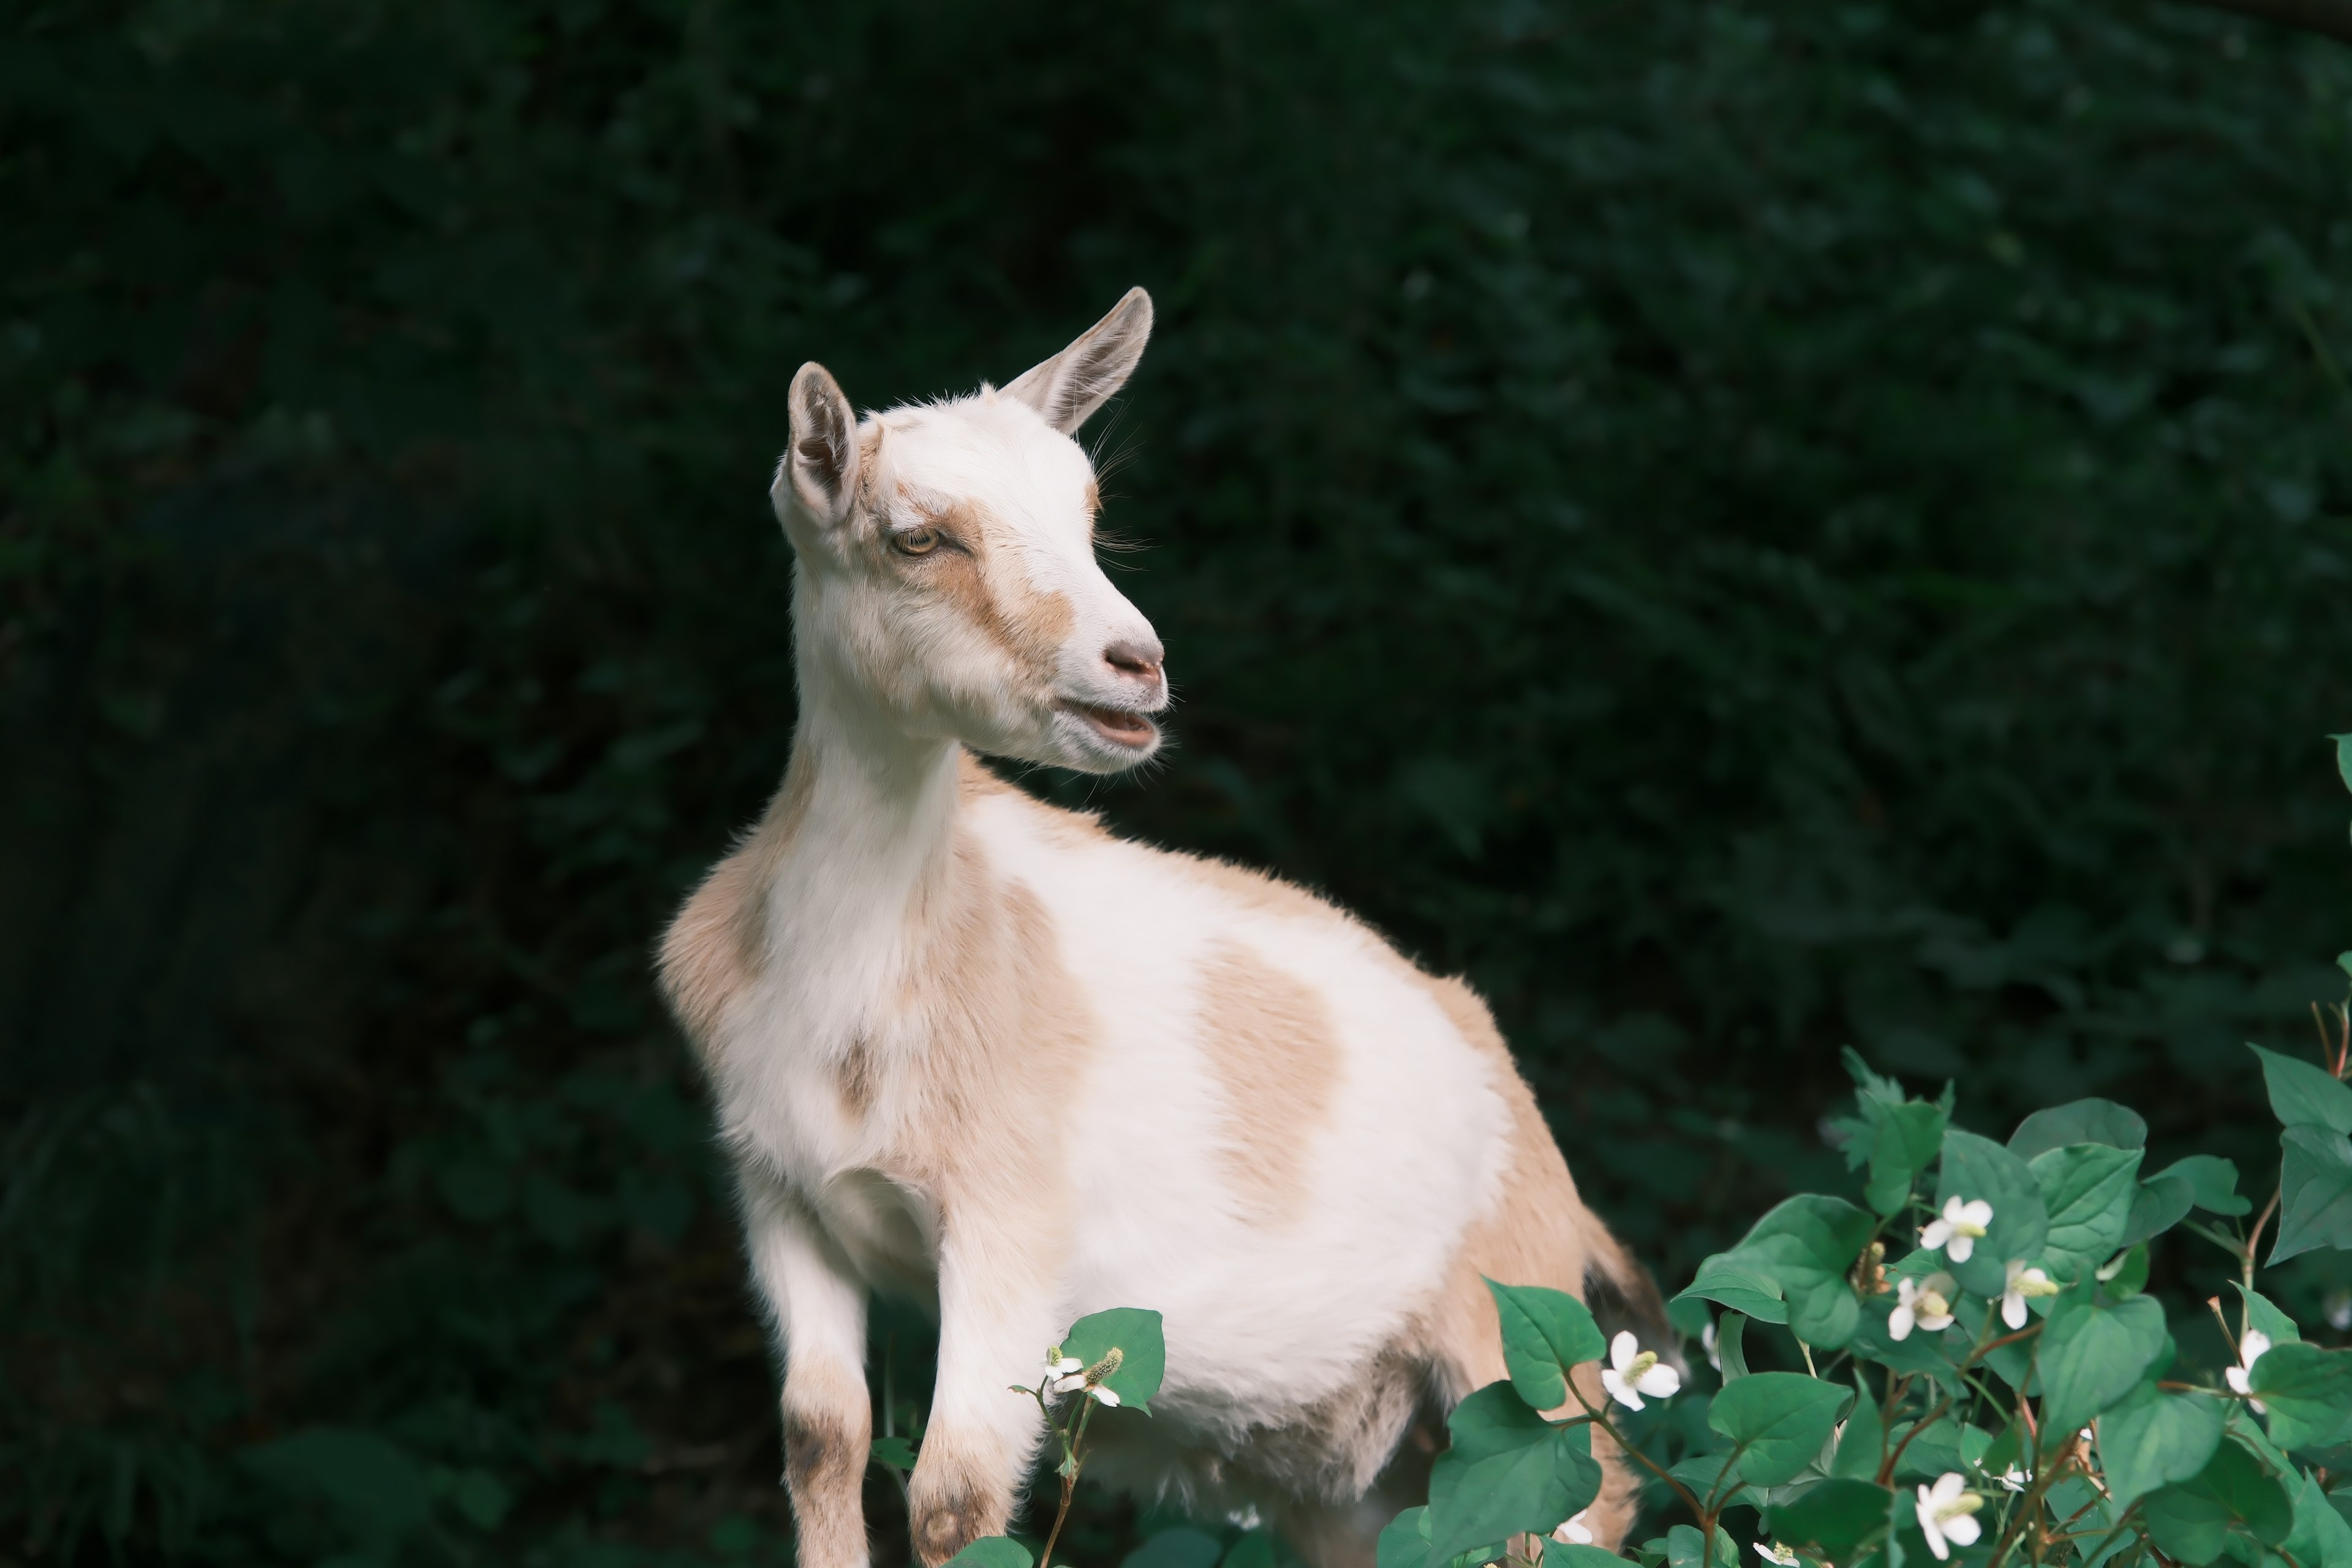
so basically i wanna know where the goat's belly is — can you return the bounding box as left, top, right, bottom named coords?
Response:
left=1055, top=1003, right=1506, bottom=1427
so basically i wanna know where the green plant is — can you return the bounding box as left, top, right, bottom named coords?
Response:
left=1346, top=745, right=2352, bottom=1568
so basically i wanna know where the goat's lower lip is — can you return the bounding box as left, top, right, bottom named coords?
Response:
left=1065, top=703, right=1158, bottom=747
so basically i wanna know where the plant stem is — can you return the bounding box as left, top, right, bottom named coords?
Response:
left=1568, top=1381, right=1708, bottom=1522
left=1036, top=1399, right=1095, bottom=1568
left=1880, top=1395, right=1951, bottom=1486
left=2244, top=1186, right=2282, bottom=1286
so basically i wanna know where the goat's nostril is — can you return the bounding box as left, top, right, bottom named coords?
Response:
left=1102, top=640, right=1165, bottom=684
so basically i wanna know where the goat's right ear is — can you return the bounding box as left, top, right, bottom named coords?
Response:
left=775, top=362, right=861, bottom=527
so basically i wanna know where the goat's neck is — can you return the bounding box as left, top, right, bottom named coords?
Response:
left=761, top=643, right=963, bottom=1044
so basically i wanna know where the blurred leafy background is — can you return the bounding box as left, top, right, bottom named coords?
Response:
left=5, top=0, right=2352, bottom=1561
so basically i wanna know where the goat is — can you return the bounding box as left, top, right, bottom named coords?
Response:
left=658, top=288, right=1653, bottom=1568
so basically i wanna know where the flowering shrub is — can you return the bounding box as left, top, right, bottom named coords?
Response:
left=948, top=745, right=2352, bottom=1568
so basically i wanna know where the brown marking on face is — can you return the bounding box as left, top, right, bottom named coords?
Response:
left=1194, top=940, right=1343, bottom=1221
left=897, top=497, right=1075, bottom=686
left=781, top=1357, right=873, bottom=1568
left=656, top=749, right=817, bottom=1061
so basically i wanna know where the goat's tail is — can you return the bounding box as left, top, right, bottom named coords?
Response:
left=1578, top=1212, right=1678, bottom=1362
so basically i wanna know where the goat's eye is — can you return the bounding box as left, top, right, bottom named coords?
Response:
left=892, top=527, right=941, bottom=557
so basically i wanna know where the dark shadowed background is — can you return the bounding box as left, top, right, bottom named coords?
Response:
left=6, top=1, right=2352, bottom=1562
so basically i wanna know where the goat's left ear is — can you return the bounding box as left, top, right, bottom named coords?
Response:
left=1003, top=287, right=1153, bottom=434
left=777, top=361, right=861, bottom=528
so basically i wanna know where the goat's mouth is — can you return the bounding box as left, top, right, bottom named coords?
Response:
left=1061, top=701, right=1159, bottom=750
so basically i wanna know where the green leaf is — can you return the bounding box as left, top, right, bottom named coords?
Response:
left=1488, top=1281, right=1606, bottom=1411
left=2038, top=1295, right=2167, bottom=1436
left=1887, top=1419, right=1991, bottom=1481
left=1545, top=1545, right=1631, bottom=1568
left=1061, top=1308, right=1166, bottom=1412
left=1832, top=1379, right=1884, bottom=1480
left=870, top=1435, right=918, bottom=1471
left=1445, top=1383, right=1556, bottom=1463
left=1864, top=1100, right=1948, bottom=1218
left=2121, top=1174, right=2199, bottom=1247
left=1122, top=1529, right=1226, bottom=1568
left=2232, top=1285, right=2302, bottom=1346
left=1676, top=1256, right=1789, bottom=1325
left=1936, top=1130, right=2049, bottom=1298
left=1766, top=1479, right=1896, bottom=1562
left=2008, top=1099, right=2147, bottom=1161
left=2251, top=1045, right=2352, bottom=1134
left=2245, top=1341, right=2352, bottom=1451
left=1377, top=1509, right=1433, bottom=1568
left=2334, top=734, right=2352, bottom=797
left=2153, top=1155, right=2252, bottom=1218
left=1427, top=1404, right=1599, bottom=1564
left=1665, top=1524, right=1735, bottom=1568
left=1709, top=1196, right=1877, bottom=1349
left=1709, top=1373, right=1851, bottom=1487
left=2273, top=1125, right=2352, bottom=1264
left=2098, top=1383, right=2225, bottom=1510
left=1717, top=1313, right=1752, bottom=1381
left=2032, top=1143, right=2143, bottom=1283
left=2144, top=1441, right=2296, bottom=1565
left=2286, top=1474, right=2352, bottom=1568
left=2101, top=1243, right=2151, bottom=1297
left=945, top=1539, right=1035, bottom=1568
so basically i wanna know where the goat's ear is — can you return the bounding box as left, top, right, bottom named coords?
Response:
left=1003, top=287, right=1153, bottom=435
left=776, top=362, right=861, bottom=527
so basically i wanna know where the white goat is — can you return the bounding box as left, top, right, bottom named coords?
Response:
left=658, top=289, right=1651, bottom=1568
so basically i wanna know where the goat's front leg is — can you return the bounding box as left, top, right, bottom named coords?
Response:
left=743, top=1172, right=873, bottom=1568
left=908, top=1211, right=1061, bottom=1567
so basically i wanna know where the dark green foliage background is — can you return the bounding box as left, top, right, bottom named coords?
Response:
left=4, top=0, right=2351, bottom=1561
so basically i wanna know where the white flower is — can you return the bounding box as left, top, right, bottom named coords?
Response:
left=1553, top=1512, right=1594, bottom=1546
left=1755, top=1543, right=1800, bottom=1566
left=2000, top=1261, right=2060, bottom=1329
left=1920, top=1197, right=1994, bottom=1263
left=1703, top=1320, right=1721, bottom=1371
left=1044, top=1346, right=1123, bottom=1406
left=1993, top=1465, right=2027, bottom=1493
left=1915, top=1472, right=1985, bottom=1561
left=1600, top=1330, right=1682, bottom=1409
left=1889, top=1273, right=1958, bottom=1341
left=2225, top=1329, right=2272, bottom=1413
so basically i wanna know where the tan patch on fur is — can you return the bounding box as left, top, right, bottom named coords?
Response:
left=836, top=1034, right=878, bottom=1118
left=656, top=751, right=816, bottom=1060
left=854, top=815, right=1097, bottom=1562
left=1194, top=940, right=1342, bottom=1221
left=910, top=497, right=1074, bottom=682
left=1397, top=968, right=1641, bottom=1549
left=782, top=1358, right=873, bottom=1568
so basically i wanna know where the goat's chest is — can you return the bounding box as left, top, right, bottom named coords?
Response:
left=714, top=995, right=944, bottom=1288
